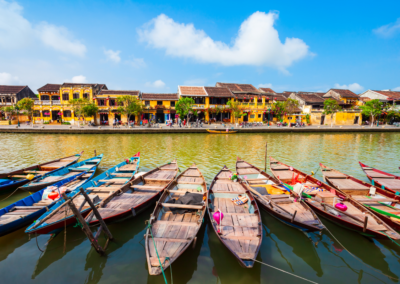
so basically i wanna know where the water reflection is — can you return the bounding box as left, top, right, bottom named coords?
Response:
left=0, top=228, right=31, bottom=262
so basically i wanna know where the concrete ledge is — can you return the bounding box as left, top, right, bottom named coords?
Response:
left=0, top=127, right=399, bottom=134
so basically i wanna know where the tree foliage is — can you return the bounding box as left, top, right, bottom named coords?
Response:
left=117, top=96, right=143, bottom=126
left=175, top=97, right=194, bottom=121
left=359, top=99, right=383, bottom=127
left=69, top=98, right=88, bottom=125
left=83, top=103, right=99, bottom=118
left=271, top=101, right=285, bottom=121
left=3, top=106, right=16, bottom=122
left=284, top=98, right=299, bottom=115
left=227, top=99, right=245, bottom=124
left=17, top=98, right=35, bottom=125
left=323, top=98, right=341, bottom=127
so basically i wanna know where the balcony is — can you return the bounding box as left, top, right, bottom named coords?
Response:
left=0, top=102, right=13, bottom=106
left=209, top=104, right=229, bottom=109
left=192, top=104, right=206, bottom=109
left=34, top=100, right=60, bottom=106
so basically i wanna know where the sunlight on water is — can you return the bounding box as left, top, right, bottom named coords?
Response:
left=1, top=132, right=400, bottom=284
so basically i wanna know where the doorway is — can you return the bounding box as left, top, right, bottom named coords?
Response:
left=320, top=115, right=325, bottom=125
left=100, top=113, right=109, bottom=125
left=156, top=110, right=165, bottom=123
left=243, top=113, right=249, bottom=122
left=354, top=116, right=359, bottom=125
left=51, top=110, right=61, bottom=123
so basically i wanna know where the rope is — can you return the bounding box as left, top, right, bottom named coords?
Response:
left=35, top=232, right=44, bottom=252
left=0, top=187, right=20, bottom=203
left=324, top=225, right=399, bottom=280
left=148, top=223, right=169, bottom=284
left=251, top=259, right=318, bottom=284
left=162, top=257, right=173, bottom=284
left=382, top=231, right=400, bottom=248
left=73, top=218, right=84, bottom=228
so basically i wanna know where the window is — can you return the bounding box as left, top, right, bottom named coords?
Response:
left=73, top=93, right=79, bottom=99
left=145, top=101, right=150, bottom=106
left=109, top=99, right=116, bottom=106
left=98, top=99, right=105, bottom=106
left=250, top=115, right=255, bottom=119
left=62, top=93, right=69, bottom=101
left=170, top=101, right=175, bottom=107
left=258, top=114, right=261, bottom=118
left=194, top=97, right=205, bottom=104
left=258, top=99, right=262, bottom=103
left=43, top=110, right=50, bottom=117
left=63, top=110, right=72, bottom=117
left=33, top=111, right=40, bottom=117
left=83, top=93, right=89, bottom=99
left=157, top=101, right=163, bottom=105
left=41, top=95, right=50, bottom=100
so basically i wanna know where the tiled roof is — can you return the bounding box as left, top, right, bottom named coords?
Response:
left=216, top=82, right=259, bottom=92
left=141, top=93, right=178, bottom=101
left=179, top=86, right=207, bottom=96
left=263, top=94, right=287, bottom=101
left=259, top=88, right=275, bottom=93
left=280, top=92, right=292, bottom=98
left=37, top=84, right=61, bottom=92
left=329, top=89, right=359, bottom=98
left=99, top=90, right=139, bottom=96
left=234, top=93, right=262, bottom=100
left=374, top=90, right=400, bottom=100
left=296, top=93, right=325, bottom=103
left=61, top=83, right=107, bottom=88
left=0, top=85, right=27, bottom=94
left=204, top=87, right=233, bottom=97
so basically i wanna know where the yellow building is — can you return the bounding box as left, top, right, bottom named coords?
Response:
left=323, top=89, right=359, bottom=107
left=34, top=83, right=107, bottom=124
left=141, top=93, right=178, bottom=123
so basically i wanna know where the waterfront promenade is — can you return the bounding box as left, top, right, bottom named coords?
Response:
left=0, top=124, right=399, bottom=134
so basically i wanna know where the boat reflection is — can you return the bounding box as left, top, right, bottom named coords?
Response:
left=0, top=228, right=31, bottom=262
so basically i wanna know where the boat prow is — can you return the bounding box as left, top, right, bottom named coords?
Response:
left=207, top=129, right=238, bottom=134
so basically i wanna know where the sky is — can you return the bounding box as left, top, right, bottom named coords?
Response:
left=0, top=0, right=400, bottom=94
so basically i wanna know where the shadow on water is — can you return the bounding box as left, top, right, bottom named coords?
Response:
left=32, top=226, right=87, bottom=279
left=0, top=227, right=31, bottom=262
left=318, top=217, right=399, bottom=281
left=207, top=218, right=261, bottom=284
left=83, top=207, right=153, bottom=284
left=260, top=212, right=324, bottom=277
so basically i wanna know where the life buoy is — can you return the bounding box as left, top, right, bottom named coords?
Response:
left=48, top=192, right=59, bottom=200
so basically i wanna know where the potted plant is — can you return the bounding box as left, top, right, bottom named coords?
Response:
left=230, top=173, right=238, bottom=182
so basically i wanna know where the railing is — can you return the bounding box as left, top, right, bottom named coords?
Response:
left=52, top=100, right=61, bottom=105
left=192, top=104, right=206, bottom=109
left=209, top=104, right=229, bottom=109
left=0, top=102, right=13, bottom=106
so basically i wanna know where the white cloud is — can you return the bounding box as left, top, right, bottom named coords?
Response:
left=0, top=0, right=86, bottom=56
left=393, top=86, right=400, bottom=91
left=373, top=18, right=400, bottom=38
left=145, top=80, right=166, bottom=88
left=258, top=83, right=273, bottom=88
left=0, top=72, right=21, bottom=85
left=138, top=12, right=311, bottom=70
left=71, top=75, right=87, bottom=83
left=104, top=49, right=121, bottom=63
left=125, top=57, right=146, bottom=68
left=334, top=83, right=364, bottom=93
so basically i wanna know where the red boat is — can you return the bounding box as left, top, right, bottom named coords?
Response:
left=359, top=162, right=400, bottom=194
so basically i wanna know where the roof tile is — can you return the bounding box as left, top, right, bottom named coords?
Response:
left=0, top=85, right=27, bottom=94
left=204, top=87, right=233, bottom=97
left=141, top=93, right=179, bottom=101
left=179, top=86, right=207, bottom=96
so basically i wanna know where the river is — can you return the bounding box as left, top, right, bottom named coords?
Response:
left=0, top=132, right=400, bottom=283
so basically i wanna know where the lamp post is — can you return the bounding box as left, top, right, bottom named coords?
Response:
left=15, top=106, right=20, bottom=127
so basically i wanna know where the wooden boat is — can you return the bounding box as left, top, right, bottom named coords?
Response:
left=0, top=152, right=82, bottom=193
left=320, top=163, right=400, bottom=231
left=145, top=164, right=207, bottom=275
left=19, top=154, right=103, bottom=192
left=25, top=153, right=140, bottom=235
left=236, top=157, right=324, bottom=232
left=207, top=166, right=262, bottom=268
left=86, top=160, right=178, bottom=225
left=0, top=171, right=94, bottom=237
left=359, top=162, right=400, bottom=194
left=269, top=157, right=400, bottom=240
left=206, top=129, right=238, bottom=134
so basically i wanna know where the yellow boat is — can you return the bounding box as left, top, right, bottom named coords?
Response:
left=206, top=129, right=238, bottom=134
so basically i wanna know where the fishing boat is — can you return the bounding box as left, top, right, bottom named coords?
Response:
left=0, top=171, right=94, bottom=237
left=320, top=163, right=400, bottom=231
left=207, top=166, right=262, bottom=268
left=269, top=157, right=400, bottom=240
left=145, top=164, right=207, bottom=275
left=359, top=162, right=400, bottom=194
left=25, top=153, right=140, bottom=235
left=0, top=152, right=83, bottom=193
left=236, top=158, right=324, bottom=232
left=206, top=129, right=238, bottom=134
left=86, top=160, right=178, bottom=225
left=19, top=154, right=103, bottom=193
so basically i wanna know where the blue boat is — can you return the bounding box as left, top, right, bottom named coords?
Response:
left=0, top=152, right=83, bottom=194
left=26, top=152, right=140, bottom=235
left=19, top=154, right=104, bottom=193
left=0, top=172, right=90, bottom=237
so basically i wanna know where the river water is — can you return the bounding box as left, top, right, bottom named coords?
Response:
left=1, top=132, right=400, bottom=284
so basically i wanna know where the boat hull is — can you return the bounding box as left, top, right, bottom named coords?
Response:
left=0, top=208, right=49, bottom=237
left=206, top=129, right=237, bottom=134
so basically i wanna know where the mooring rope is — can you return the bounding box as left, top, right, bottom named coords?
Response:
left=162, top=257, right=173, bottom=284
left=381, top=231, right=400, bottom=248
left=324, top=226, right=399, bottom=280
left=35, top=232, right=44, bottom=253
left=0, top=187, right=20, bottom=203
left=251, top=259, right=318, bottom=284
left=148, top=223, right=170, bottom=284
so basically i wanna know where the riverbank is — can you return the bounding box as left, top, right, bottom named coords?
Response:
left=0, top=124, right=399, bottom=134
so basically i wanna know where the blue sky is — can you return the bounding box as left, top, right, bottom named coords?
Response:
left=0, top=0, right=399, bottom=94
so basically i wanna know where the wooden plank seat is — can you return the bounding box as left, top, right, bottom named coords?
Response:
left=236, top=162, right=251, bottom=169
left=118, top=164, right=137, bottom=171
left=23, top=171, right=49, bottom=174
left=364, top=170, right=394, bottom=179
left=327, top=178, right=369, bottom=190
left=236, top=253, right=256, bottom=259
left=87, top=186, right=121, bottom=190
left=322, top=171, right=347, bottom=178
left=356, top=198, right=398, bottom=203
left=155, top=220, right=198, bottom=227
left=237, top=168, right=259, bottom=175
left=98, top=178, right=129, bottom=184
left=145, top=170, right=176, bottom=181
left=161, top=203, right=203, bottom=210
left=270, top=165, right=290, bottom=170
left=11, top=206, right=45, bottom=210
left=177, top=177, right=203, bottom=184
left=168, top=190, right=203, bottom=195
left=9, top=175, right=30, bottom=178
left=269, top=194, right=290, bottom=199
left=373, top=179, right=400, bottom=190
left=132, top=185, right=165, bottom=190
left=111, top=173, right=132, bottom=177
left=273, top=171, right=303, bottom=180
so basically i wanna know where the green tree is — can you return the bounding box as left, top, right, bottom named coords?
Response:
left=323, top=98, right=341, bottom=127
left=4, top=106, right=16, bottom=124
left=227, top=99, right=245, bottom=124
left=17, top=98, right=35, bottom=127
left=284, top=98, right=300, bottom=126
left=116, top=96, right=143, bottom=127
left=69, top=98, right=88, bottom=126
left=82, top=103, right=99, bottom=122
left=360, top=99, right=383, bottom=127
left=271, top=101, right=285, bottom=121
left=384, top=110, right=398, bottom=125
left=175, top=97, right=194, bottom=126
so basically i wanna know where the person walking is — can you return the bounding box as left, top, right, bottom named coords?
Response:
left=178, top=117, right=182, bottom=128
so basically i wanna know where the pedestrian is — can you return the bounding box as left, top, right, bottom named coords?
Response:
left=178, top=117, right=182, bottom=128
left=113, top=117, right=117, bottom=128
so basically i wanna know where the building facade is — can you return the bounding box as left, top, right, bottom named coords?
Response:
left=141, top=93, right=178, bottom=123
left=0, top=85, right=36, bottom=106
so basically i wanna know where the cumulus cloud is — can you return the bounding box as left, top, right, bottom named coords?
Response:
left=373, top=18, right=400, bottom=38
left=104, top=49, right=121, bottom=63
left=138, top=12, right=311, bottom=70
left=145, top=80, right=166, bottom=88
left=71, top=75, right=87, bottom=83
left=334, top=83, right=364, bottom=93
left=0, top=0, right=86, bottom=56
left=258, top=83, right=273, bottom=88
left=0, top=72, right=21, bottom=85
